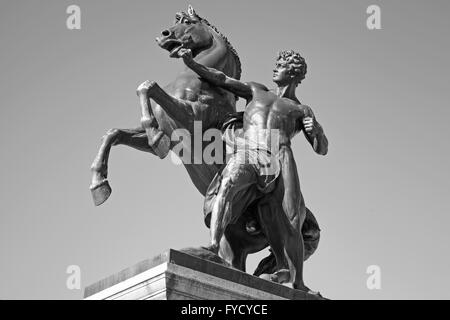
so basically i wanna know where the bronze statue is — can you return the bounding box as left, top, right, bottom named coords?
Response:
left=89, top=5, right=324, bottom=291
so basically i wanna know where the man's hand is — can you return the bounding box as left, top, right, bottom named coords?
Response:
left=303, top=117, right=315, bottom=135
left=177, top=48, right=194, bottom=65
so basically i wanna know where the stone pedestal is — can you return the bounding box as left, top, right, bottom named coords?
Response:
left=84, top=249, right=323, bottom=300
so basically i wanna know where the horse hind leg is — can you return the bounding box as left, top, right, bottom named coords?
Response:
left=256, top=200, right=290, bottom=283
left=221, top=224, right=252, bottom=272
left=136, top=81, right=171, bottom=159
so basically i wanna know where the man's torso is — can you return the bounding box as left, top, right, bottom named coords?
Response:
left=242, top=82, right=307, bottom=146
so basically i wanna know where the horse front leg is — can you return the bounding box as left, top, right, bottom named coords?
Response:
left=136, top=82, right=171, bottom=159
left=137, top=80, right=195, bottom=133
left=90, top=127, right=156, bottom=206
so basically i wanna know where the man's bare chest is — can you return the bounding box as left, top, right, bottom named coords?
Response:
left=244, top=94, right=300, bottom=129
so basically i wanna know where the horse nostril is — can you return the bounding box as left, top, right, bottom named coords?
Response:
left=161, top=30, right=170, bottom=37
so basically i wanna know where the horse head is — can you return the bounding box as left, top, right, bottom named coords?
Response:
left=156, top=5, right=241, bottom=79
left=156, top=6, right=213, bottom=58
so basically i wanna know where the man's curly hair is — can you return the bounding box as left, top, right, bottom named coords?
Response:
left=276, top=50, right=307, bottom=83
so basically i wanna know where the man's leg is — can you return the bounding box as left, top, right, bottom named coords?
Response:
left=256, top=182, right=307, bottom=290
left=208, top=155, right=258, bottom=255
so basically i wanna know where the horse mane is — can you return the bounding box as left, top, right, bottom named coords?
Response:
left=199, top=18, right=242, bottom=80
left=177, top=10, right=242, bottom=79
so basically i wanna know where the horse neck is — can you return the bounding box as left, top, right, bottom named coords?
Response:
left=195, top=33, right=237, bottom=79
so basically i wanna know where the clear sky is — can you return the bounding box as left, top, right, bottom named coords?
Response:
left=1, top=0, right=450, bottom=299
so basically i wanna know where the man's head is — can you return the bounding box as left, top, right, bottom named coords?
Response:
left=272, top=50, right=307, bottom=86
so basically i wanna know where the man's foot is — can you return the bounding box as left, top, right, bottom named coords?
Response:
left=294, top=283, right=323, bottom=297
left=202, top=244, right=219, bottom=255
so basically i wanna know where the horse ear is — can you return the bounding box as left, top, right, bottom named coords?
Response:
left=187, top=5, right=196, bottom=17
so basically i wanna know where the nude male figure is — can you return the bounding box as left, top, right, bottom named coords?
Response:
left=178, top=48, right=328, bottom=291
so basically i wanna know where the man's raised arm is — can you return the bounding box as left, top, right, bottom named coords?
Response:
left=178, top=49, right=252, bottom=100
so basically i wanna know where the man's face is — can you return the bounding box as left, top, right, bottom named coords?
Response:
left=272, top=60, right=292, bottom=85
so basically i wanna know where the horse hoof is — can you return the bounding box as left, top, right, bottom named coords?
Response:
left=259, top=269, right=290, bottom=284
left=273, top=269, right=290, bottom=284
left=90, top=180, right=112, bottom=206
left=258, top=273, right=272, bottom=282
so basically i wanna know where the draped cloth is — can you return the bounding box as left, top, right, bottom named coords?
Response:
left=203, top=135, right=281, bottom=228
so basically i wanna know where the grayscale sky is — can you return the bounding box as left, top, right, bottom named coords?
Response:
left=1, top=0, right=449, bottom=300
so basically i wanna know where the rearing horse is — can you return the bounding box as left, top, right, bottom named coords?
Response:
left=90, top=6, right=239, bottom=203
left=90, top=6, right=320, bottom=278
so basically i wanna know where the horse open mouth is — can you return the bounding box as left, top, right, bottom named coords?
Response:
left=160, top=39, right=184, bottom=57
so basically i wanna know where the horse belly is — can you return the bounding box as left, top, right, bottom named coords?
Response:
left=184, top=163, right=222, bottom=196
